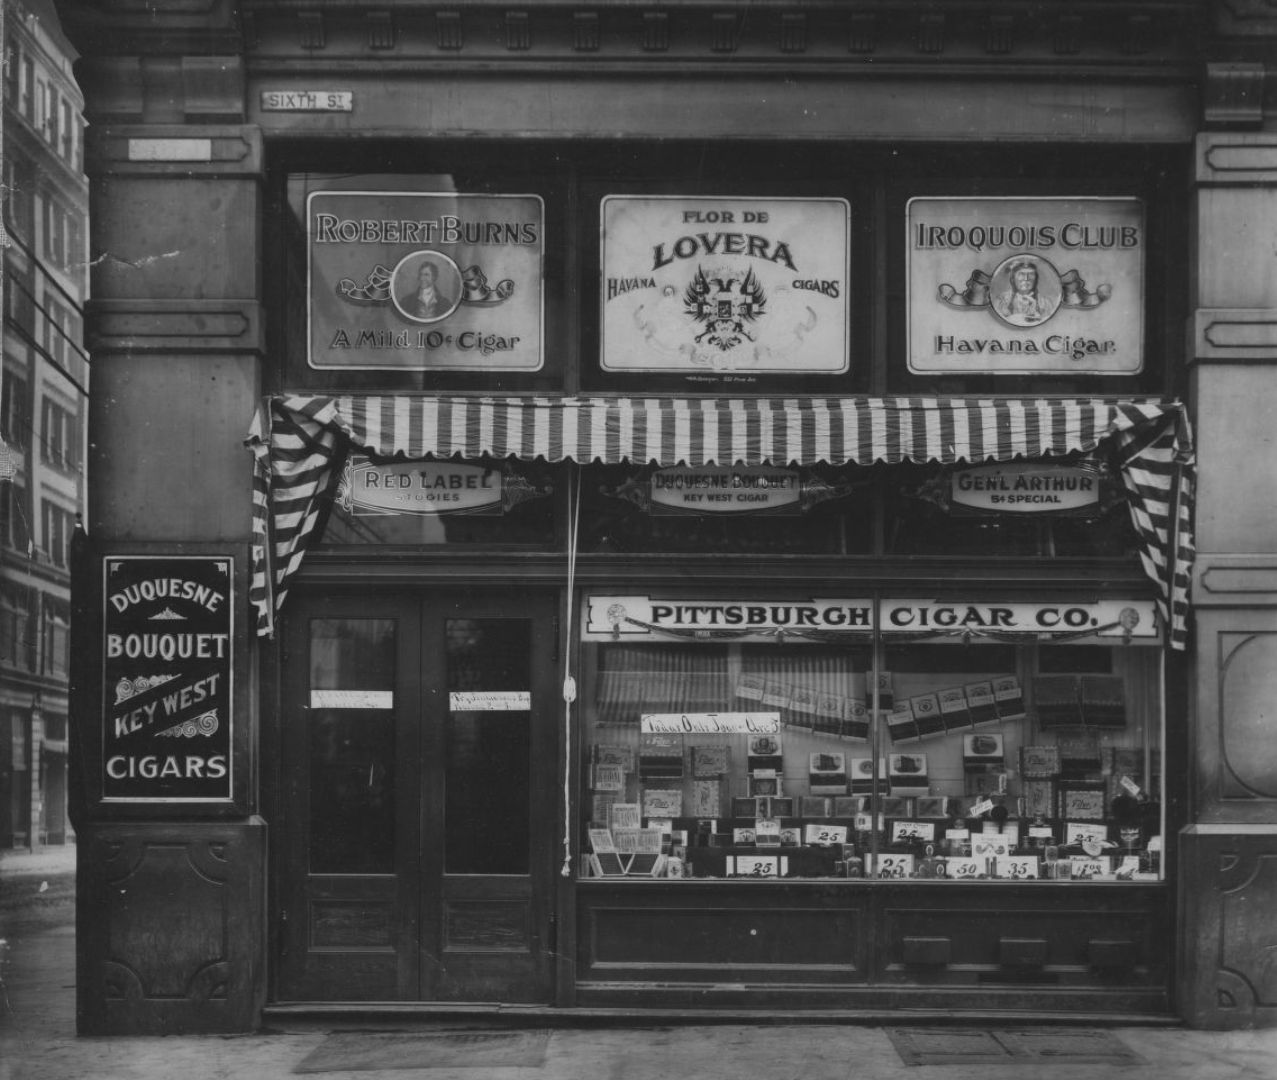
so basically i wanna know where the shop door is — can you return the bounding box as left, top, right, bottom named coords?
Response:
left=277, top=590, right=558, bottom=1003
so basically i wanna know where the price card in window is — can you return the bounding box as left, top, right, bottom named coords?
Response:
left=1069, top=857, right=1109, bottom=879
left=1065, top=822, right=1107, bottom=846
left=734, top=855, right=781, bottom=877
left=969, top=798, right=996, bottom=818
left=995, top=856, right=1040, bottom=880
left=944, top=857, right=984, bottom=880
left=804, top=823, right=848, bottom=846
left=891, top=820, right=936, bottom=844
left=972, top=835, right=1010, bottom=859
left=873, top=853, right=915, bottom=879
left=945, top=828, right=970, bottom=841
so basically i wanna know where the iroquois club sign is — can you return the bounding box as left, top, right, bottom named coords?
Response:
left=907, top=196, right=1145, bottom=375
left=601, top=195, right=850, bottom=375
left=307, top=190, right=544, bottom=371
left=101, top=556, right=233, bottom=802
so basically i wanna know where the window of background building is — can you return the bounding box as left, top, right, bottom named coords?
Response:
left=1, top=371, right=31, bottom=450
left=40, top=397, right=75, bottom=470
left=3, top=264, right=36, bottom=339
left=59, top=101, right=74, bottom=163
left=45, top=86, right=59, bottom=146
left=42, top=596, right=69, bottom=677
left=43, top=297, right=70, bottom=368
left=4, top=159, right=35, bottom=244
left=0, top=582, right=36, bottom=670
left=0, top=483, right=31, bottom=554
left=20, top=56, right=33, bottom=121
left=35, top=78, right=48, bottom=133
left=40, top=501, right=72, bottom=567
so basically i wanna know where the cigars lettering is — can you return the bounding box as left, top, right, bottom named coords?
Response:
left=307, top=191, right=544, bottom=371
left=102, top=557, right=233, bottom=801
left=907, top=197, right=1145, bottom=375
left=601, top=196, right=850, bottom=374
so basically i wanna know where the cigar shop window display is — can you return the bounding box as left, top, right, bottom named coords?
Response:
left=578, top=602, right=1163, bottom=884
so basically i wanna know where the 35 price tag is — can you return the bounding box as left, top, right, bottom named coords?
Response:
left=995, top=856, right=1039, bottom=880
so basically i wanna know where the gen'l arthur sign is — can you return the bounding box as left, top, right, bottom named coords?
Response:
left=907, top=197, right=1144, bottom=375
left=101, top=556, right=234, bottom=802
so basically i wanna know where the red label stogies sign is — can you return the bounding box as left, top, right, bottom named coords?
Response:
left=907, top=197, right=1144, bottom=375
left=101, top=556, right=234, bottom=802
left=307, top=191, right=544, bottom=371
left=601, top=196, right=850, bottom=375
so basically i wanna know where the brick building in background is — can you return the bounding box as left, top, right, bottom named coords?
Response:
left=1, top=0, right=88, bottom=850
left=52, top=0, right=1277, bottom=1036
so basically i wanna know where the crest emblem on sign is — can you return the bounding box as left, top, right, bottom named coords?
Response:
left=683, top=265, right=767, bottom=351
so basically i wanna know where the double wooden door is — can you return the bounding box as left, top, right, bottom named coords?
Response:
left=276, top=589, right=558, bottom=1002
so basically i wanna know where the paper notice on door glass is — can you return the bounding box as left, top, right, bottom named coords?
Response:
left=448, top=690, right=531, bottom=712
left=310, top=690, right=394, bottom=709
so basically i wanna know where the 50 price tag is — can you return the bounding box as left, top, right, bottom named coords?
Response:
left=944, top=857, right=983, bottom=879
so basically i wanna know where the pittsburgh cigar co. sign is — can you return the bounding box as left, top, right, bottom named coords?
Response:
left=907, top=197, right=1145, bottom=375
left=601, top=196, right=850, bottom=376
left=101, top=556, right=233, bottom=801
left=586, top=595, right=1159, bottom=640
left=307, top=190, right=544, bottom=371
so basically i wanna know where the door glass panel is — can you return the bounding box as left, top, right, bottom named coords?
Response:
left=309, top=618, right=397, bottom=874
left=444, top=618, right=531, bottom=874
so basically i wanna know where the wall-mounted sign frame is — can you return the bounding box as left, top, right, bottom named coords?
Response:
left=101, top=555, right=234, bottom=803
left=601, top=195, right=850, bottom=374
left=907, top=196, right=1145, bottom=375
left=600, top=465, right=861, bottom=516
left=584, top=595, right=1160, bottom=642
left=337, top=455, right=550, bottom=517
left=947, top=462, right=1110, bottom=516
left=307, top=190, right=544, bottom=371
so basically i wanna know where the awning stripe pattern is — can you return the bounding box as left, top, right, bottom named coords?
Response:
left=246, top=394, right=1195, bottom=648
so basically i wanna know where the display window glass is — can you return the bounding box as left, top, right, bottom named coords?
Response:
left=578, top=595, right=1164, bottom=883
left=313, top=456, right=558, bottom=548
left=579, top=463, right=875, bottom=555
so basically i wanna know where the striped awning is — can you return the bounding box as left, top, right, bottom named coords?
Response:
left=247, top=394, right=1194, bottom=647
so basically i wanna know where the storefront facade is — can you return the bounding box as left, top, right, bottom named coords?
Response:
left=56, top=0, right=1277, bottom=1034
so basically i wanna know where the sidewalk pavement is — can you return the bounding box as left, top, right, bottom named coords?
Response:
left=4, top=863, right=1277, bottom=1080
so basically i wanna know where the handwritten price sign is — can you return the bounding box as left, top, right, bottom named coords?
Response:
left=873, top=854, right=915, bottom=879
left=804, top=824, right=848, bottom=846
left=995, top=856, right=1040, bottom=880
left=891, top=821, right=936, bottom=843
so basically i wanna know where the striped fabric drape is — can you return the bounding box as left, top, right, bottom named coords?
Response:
left=246, top=394, right=1195, bottom=648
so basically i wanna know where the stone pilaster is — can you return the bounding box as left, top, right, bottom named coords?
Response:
left=1180, top=126, right=1277, bottom=1028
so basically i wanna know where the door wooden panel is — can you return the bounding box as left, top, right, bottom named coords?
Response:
left=276, top=589, right=556, bottom=1003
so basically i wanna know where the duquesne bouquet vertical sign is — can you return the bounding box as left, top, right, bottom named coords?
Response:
left=101, top=556, right=234, bottom=802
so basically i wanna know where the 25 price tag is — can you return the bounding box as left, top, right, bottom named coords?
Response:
left=873, top=854, right=915, bottom=879
left=804, top=824, right=848, bottom=846
left=891, top=820, right=936, bottom=844
left=735, top=855, right=780, bottom=877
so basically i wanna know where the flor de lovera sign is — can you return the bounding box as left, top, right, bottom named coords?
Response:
left=101, top=556, right=233, bottom=802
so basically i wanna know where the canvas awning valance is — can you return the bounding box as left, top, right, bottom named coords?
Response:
left=247, top=394, right=1194, bottom=647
